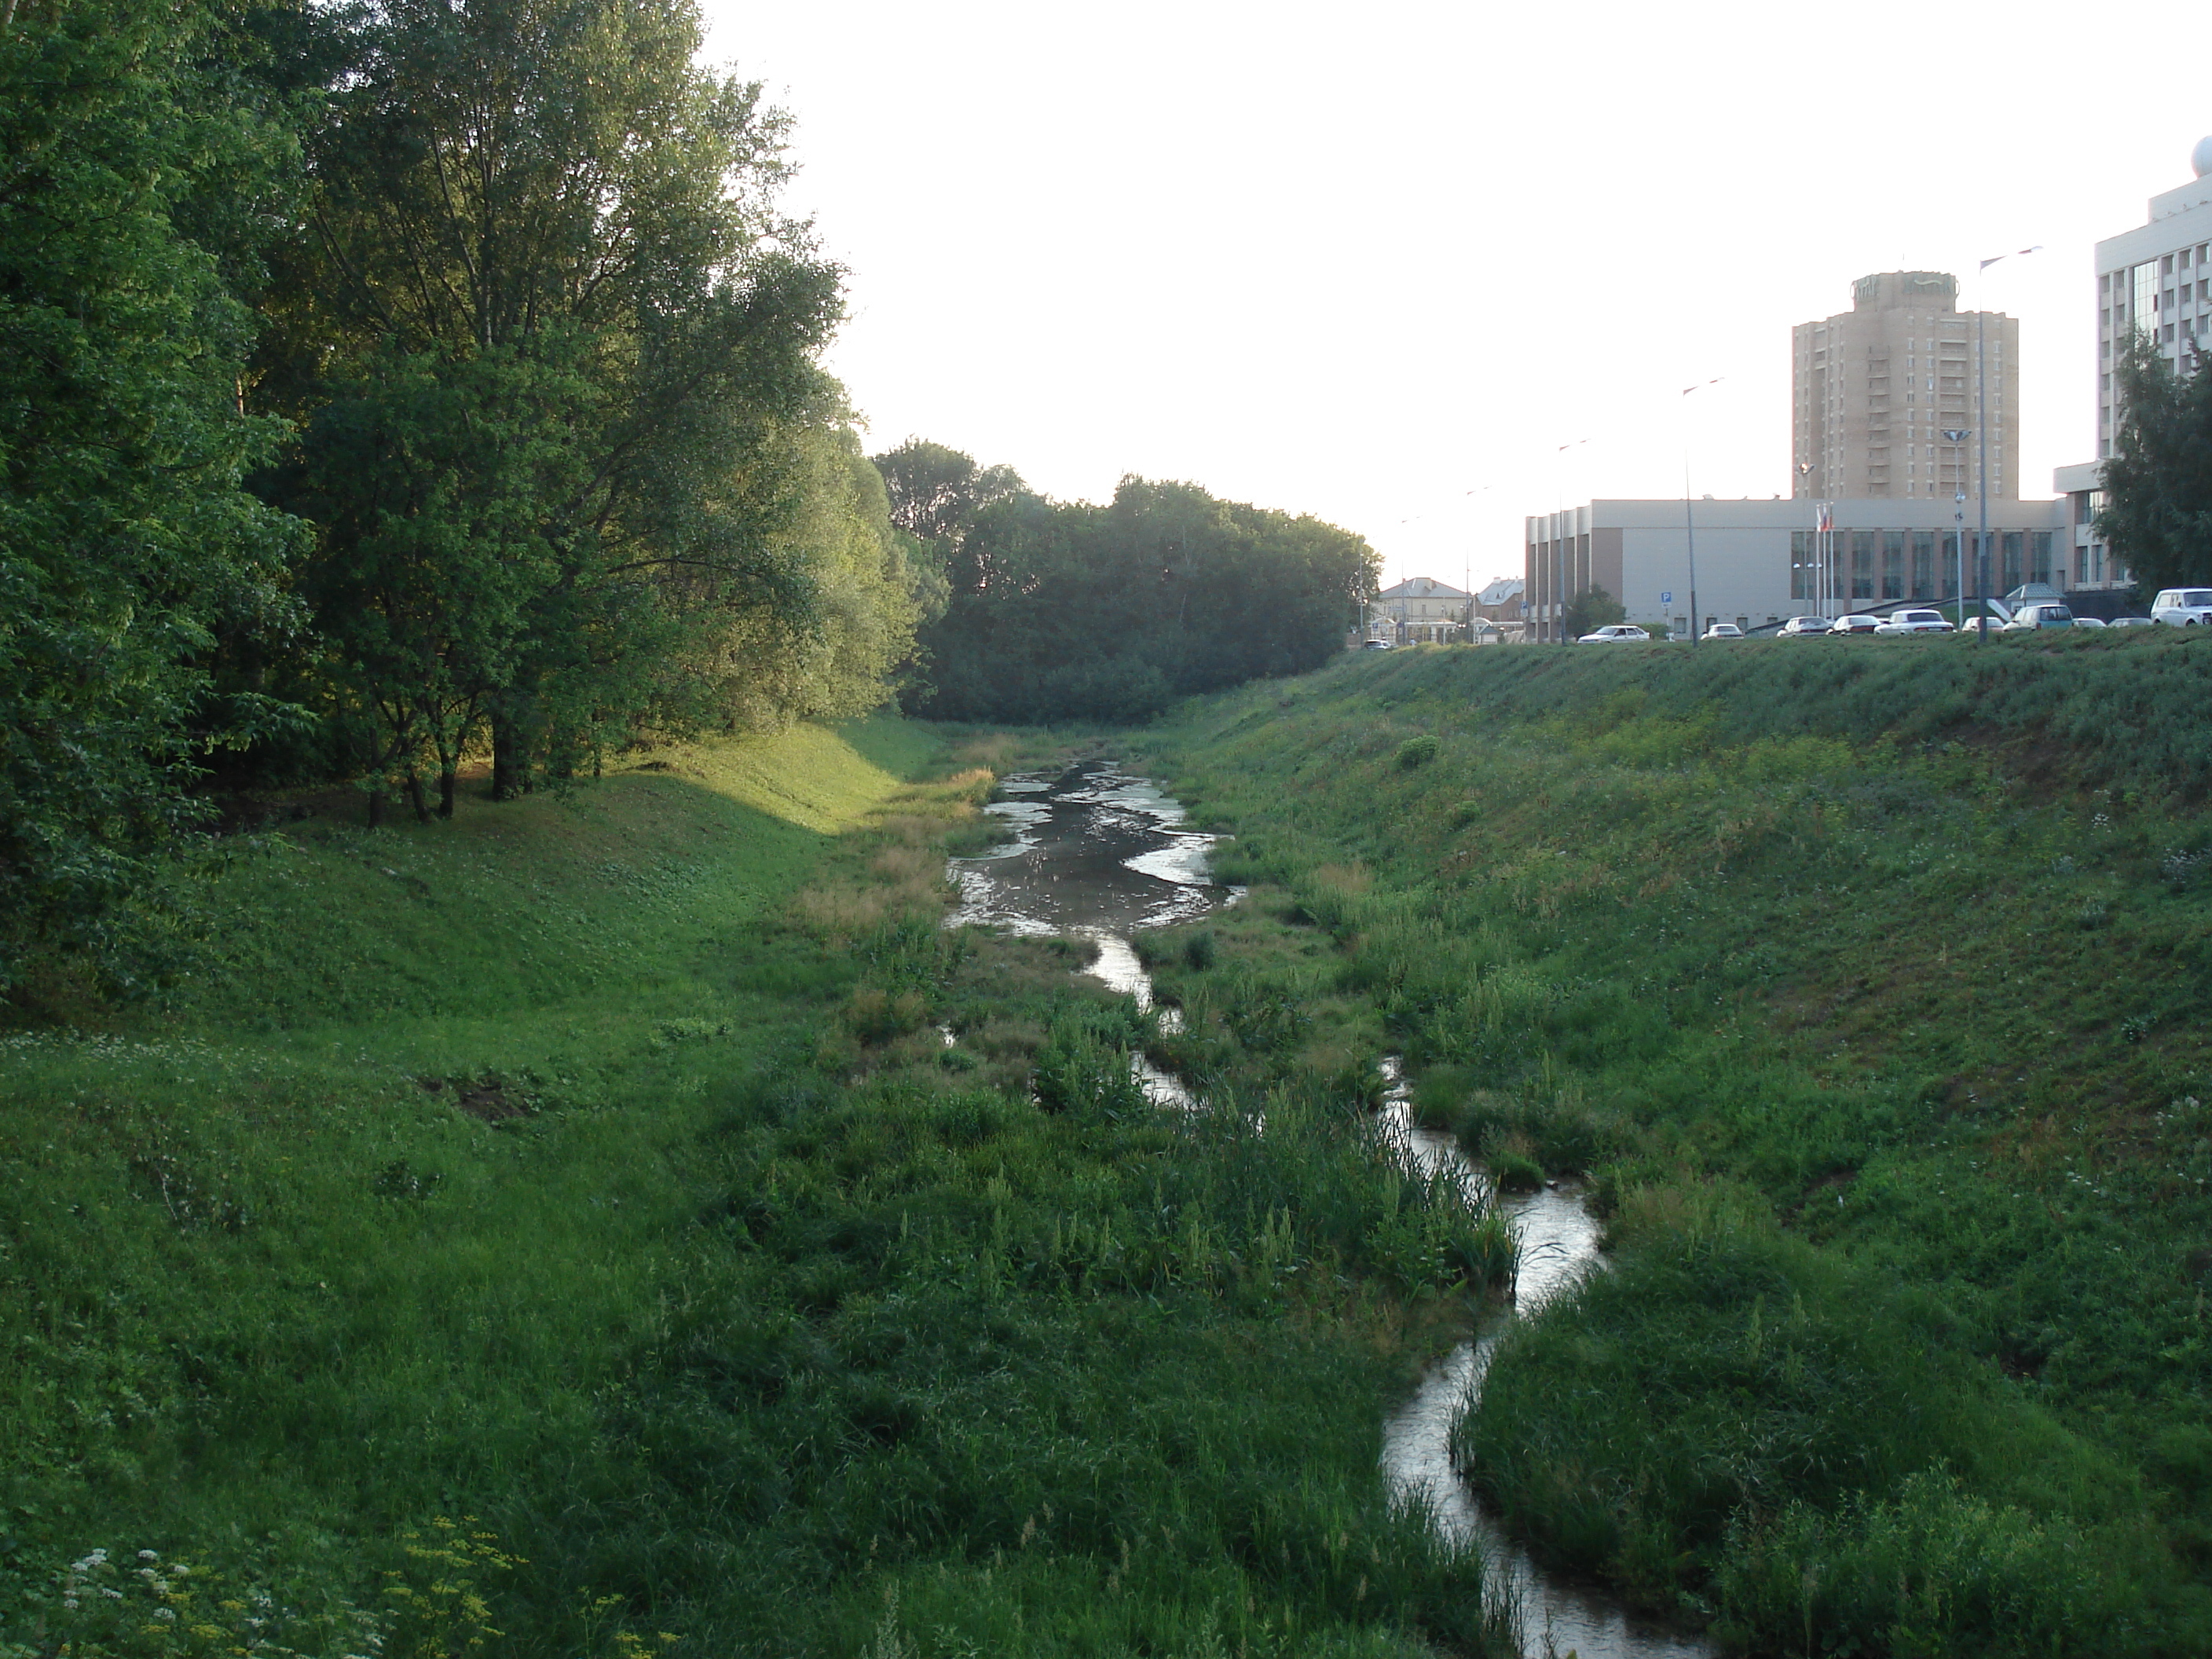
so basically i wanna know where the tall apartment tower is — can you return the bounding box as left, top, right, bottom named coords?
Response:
left=1792, top=271, right=2020, bottom=503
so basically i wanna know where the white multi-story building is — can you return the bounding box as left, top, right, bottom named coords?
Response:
left=2049, top=135, right=2212, bottom=597
left=2093, top=135, right=2212, bottom=458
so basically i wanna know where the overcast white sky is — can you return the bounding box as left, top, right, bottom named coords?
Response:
left=700, top=0, right=2203, bottom=590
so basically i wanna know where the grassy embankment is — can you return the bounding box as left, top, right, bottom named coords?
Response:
left=1, top=716, right=1511, bottom=1658
left=1133, top=632, right=2212, bottom=1657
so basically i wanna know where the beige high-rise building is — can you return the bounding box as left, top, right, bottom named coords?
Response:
left=1793, top=271, right=2020, bottom=504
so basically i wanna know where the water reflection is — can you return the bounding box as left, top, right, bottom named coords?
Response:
left=1377, top=1065, right=1713, bottom=1659
left=945, top=763, right=1709, bottom=1656
left=945, top=760, right=1236, bottom=1111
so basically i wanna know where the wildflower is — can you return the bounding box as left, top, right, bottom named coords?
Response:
left=138, top=1550, right=160, bottom=1562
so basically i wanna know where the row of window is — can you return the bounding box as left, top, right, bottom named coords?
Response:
left=1789, top=529, right=2054, bottom=600
left=2101, top=247, right=2210, bottom=291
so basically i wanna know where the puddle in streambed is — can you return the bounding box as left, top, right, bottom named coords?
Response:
left=946, top=765, right=1705, bottom=1655
left=1377, top=1061, right=1714, bottom=1659
left=944, top=760, right=1237, bottom=1108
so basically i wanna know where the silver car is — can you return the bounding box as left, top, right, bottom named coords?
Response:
left=1576, top=624, right=1651, bottom=643
left=1873, top=608, right=1954, bottom=635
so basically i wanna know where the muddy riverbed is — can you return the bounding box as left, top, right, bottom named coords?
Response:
left=947, top=761, right=1711, bottom=1659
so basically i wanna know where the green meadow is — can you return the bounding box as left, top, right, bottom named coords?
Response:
left=0, top=717, right=1505, bottom=1658
left=1130, top=631, right=2212, bottom=1656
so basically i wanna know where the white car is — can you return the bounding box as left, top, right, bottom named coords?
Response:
left=2152, top=588, right=2212, bottom=625
left=2110, top=615, right=2158, bottom=629
left=1873, top=608, right=1954, bottom=635
left=1777, top=615, right=1832, bottom=637
left=1830, top=613, right=1882, bottom=635
left=1701, top=622, right=1745, bottom=640
left=2070, top=614, right=2108, bottom=630
left=1576, top=624, right=1650, bottom=643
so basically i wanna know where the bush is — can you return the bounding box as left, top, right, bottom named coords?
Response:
left=1395, top=734, right=1440, bottom=770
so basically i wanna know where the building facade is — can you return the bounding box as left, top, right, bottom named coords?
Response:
left=1525, top=497, right=2066, bottom=640
left=2043, top=137, right=2212, bottom=599
left=2093, top=137, right=2212, bottom=459
left=1793, top=271, right=2020, bottom=504
left=1473, top=577, right=1525, bottom=624
left=1372, top=576, right=1470, bottom=643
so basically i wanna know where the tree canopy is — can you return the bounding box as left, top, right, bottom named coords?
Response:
left=881, top=449, right=1378, bottom=725
left=2098, top=335, right=2212, bottom=592
left=0, top=0, right=306, bottom=988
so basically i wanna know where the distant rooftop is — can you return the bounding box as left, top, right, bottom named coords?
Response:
left=1377, top=577, right=1469, bottom=600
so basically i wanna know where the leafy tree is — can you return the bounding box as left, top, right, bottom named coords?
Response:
left=1560, top=586, right=1627, bottom=639
left=2097, top=335, right=2212, bottom=591
left=0, top=0, right=306, bottom=991
left=901, top=463, right=1376, bottom=725
left=270, top=0, right=851, bottom=808
left=873, top=439, right=1025, bottom=548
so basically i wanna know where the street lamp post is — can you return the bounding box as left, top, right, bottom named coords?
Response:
left=1971, top=249, right=2040, bottom=640
left=1941, top=429, right=1971, bottom=624
left=1683, top=379, right=1722, bottom=643
left=1795, top=463, right=1815, bottom=612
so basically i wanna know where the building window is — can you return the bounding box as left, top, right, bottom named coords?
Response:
left=1852, top=532, right=1874, bottom=599
left=1882, top=531, right=1904, bottom=600
left=1940, top=533, right=1961, bottom=599
left=2002, top=532, right=2024, bottom=591
left=2031, top=531, right=2053, bottom=586
left=1912, top=531, right=1935, bottom=599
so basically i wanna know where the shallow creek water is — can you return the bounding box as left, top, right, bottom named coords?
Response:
left=947, top=764, right=1711, bottom=1659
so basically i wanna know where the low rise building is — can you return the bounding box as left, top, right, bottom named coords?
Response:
left=1524, top=497, right=2066, bottom=640
left=1473, top=577, right=1525, bottom=624
left=1374, top=576, right=1470, bottom=644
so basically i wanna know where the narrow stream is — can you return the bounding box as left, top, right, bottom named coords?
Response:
left=946, top=762, right=1711, bottom=1659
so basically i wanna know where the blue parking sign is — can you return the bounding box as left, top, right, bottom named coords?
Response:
left=1660, top=591, right=1673, bottom=605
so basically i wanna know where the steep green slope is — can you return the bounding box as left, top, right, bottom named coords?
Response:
left=1137, top=633, right=2212, bottom=1656
left=1, top=719, right=1500, bottom=1658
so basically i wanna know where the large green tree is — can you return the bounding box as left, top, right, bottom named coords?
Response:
left=0, top=0, right=306, bottom=990
left=2098, top=334, right=2212, bottom=591
left=272, top=0, right=850, bottom=809
left=889, top=453, right=1377, bottom=725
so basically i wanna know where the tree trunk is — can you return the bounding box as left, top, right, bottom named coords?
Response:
left=491, top=709, right=532, bottom=800
left=405, top=771, right=430, bottom=824
left=368, top=786, right=386, bottom=828
left=438, top=767, right=456, bottom=819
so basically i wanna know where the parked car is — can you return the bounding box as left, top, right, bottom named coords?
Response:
left=1957, top=613, right=2004, bottom=636
left=1361, top=639, right=1393, bottom=650
left=1576, top=624, right=1651, bottom=643
left=1778, top=615, right=1832, bottom=637
left=2070, top=613, right=2108, bottom=629
left=2152, top=588, right=2212, bottom=624
left=1701, top=622, right=1745, bottom=640
left=2110, top=615, right=2158, bottom=628
left=1873, top=608, right=1954, bottom=635
left=1830, top=613, right=1882, bottom=634
left=2003, top=601, right=2075, bottom=631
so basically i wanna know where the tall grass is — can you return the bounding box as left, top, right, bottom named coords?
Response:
left=1132, top=642, right=2212, bottom=1650
left=0, top=713, right=1509, bottom=1657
